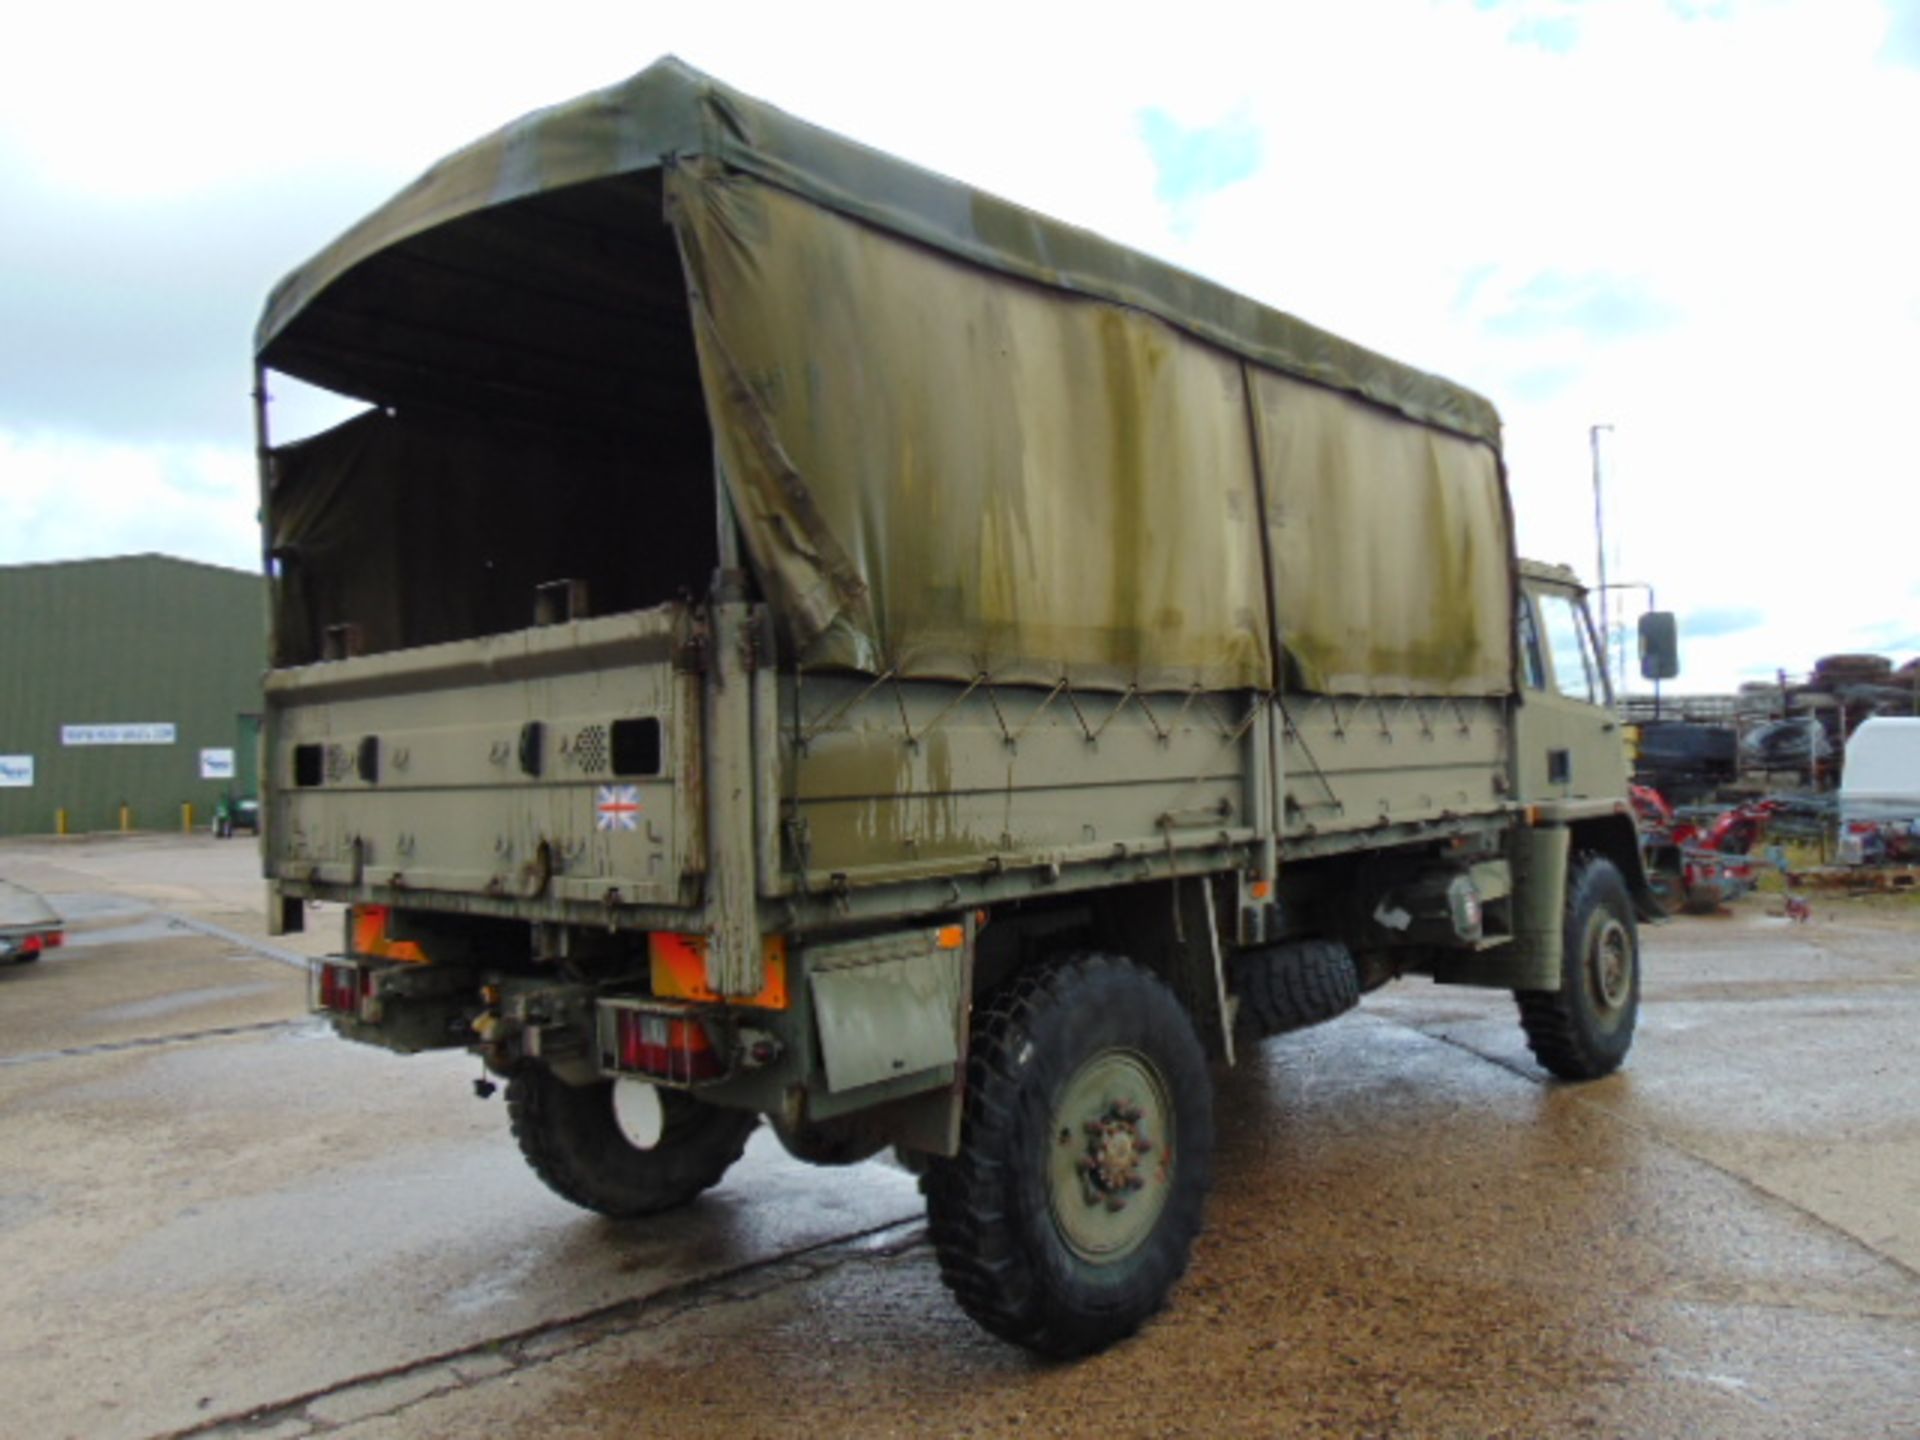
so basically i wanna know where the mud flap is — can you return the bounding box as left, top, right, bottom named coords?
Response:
left=807, top=926, right=969, bottom=1096
left=1434, top=825, right=1567, bottom=990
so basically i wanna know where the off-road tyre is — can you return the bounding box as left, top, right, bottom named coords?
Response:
left=506, top=1069, right=758, bottom=1218
left=922, top=953, right=1213, bottom=1357
left=1516, top=855, right=1640, bottom=1080
left=770, top=1115, right=889, bottom=1167
left=1232, top=938, right=1360, bottom=1038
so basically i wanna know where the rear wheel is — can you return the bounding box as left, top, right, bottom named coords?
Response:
left=770, top=1115, right=889, bottom=1167
left=923, top=954, right=1213, bottom=1357
left=506, top=1070, right=758, bottom=1217
left=1516, top=855, right=1639, bottom=1080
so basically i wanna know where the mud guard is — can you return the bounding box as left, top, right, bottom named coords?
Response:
left=1436, top=825, right=1568, bottom=991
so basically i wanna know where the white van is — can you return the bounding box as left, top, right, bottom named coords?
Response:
left=1838, top=717, right=1920, bottom=864
left=1841, top=717, right=1920, bottom=825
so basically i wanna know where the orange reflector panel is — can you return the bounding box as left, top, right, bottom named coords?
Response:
left=351, top=905, right=428, bottom=963
left=649, top=933, right=788, bottom=1009
left=1249, top=879, right=1272, bottom=900
left=936, top=924, right=966, bottom=950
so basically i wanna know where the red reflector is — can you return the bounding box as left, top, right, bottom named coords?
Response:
left=615, top=1011, right=722, bottom=1082
left=22, top=931, right=61, bottom=954
left=317, top=962, right=372, bottom=1015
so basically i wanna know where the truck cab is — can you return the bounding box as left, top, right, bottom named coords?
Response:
left=1513, top=560, right=1630, bottom=805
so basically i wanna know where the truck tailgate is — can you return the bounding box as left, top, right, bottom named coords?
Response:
left=264, top=606, right=701, bottom=916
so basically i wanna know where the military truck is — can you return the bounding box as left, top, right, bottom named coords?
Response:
left=254, top=59, right=1659, bottom=1356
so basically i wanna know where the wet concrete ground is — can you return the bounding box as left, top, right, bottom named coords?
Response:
left=2, top=835, right=1916, bottom=1439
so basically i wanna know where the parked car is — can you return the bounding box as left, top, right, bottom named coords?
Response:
left=0, top=879, right=64, bottom=963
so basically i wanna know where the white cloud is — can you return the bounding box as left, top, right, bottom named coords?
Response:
left=1130, top=0, right=1920, bottom=690
left=0, top=431, right=257, bottom=571
left=0, top=0, right=1914, bottom=692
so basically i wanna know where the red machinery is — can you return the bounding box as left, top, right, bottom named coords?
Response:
left=1633, top=786, right=1784, bottom=914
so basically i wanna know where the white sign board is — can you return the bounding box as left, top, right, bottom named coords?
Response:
left=61, top=723, right=176, bottom=746
left=0, top=755, right=32, bottom=788
left=199, top=748, right=236, bottom=781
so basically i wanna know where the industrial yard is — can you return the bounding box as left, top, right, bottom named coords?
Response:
left=3, top=833, right=1915, bottom=1439
left=3, top=17, right=1917, bottom=1440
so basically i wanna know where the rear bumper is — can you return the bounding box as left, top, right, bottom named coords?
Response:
left=1, top=928, right=62, bottom=961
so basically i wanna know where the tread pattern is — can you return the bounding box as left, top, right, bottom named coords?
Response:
left=507, top=1070, right=757, bottom=1218
left=1516, top=854, right=1639, bottom=1081
left=922, top=953, right=1212, bottom=1357
left=1233, top=938, right=1360, bottom=1037
left=922, top=964, right=1051, bottom=1345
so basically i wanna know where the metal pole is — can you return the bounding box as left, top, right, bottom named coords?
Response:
left=1590, top=424, right=1613, bottom=697
left=252, top=365, right=275, bottom=577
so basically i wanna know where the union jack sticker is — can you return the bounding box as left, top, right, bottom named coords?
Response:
left=595, top=785, right=642, bottom=832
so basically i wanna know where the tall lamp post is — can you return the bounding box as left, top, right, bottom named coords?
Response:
left=1590, top=423, right=1614, bottom=695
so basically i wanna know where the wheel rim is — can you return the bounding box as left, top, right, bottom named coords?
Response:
left=1588, top=915, right=1634, bottom=1012
left=1047, top=1048, right=1175, bottom=1262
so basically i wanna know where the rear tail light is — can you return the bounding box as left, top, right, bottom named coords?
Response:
left=613, top=1010, right=724, bottom=1083
left=21, top=931, right=61, bottom=954
left=316, top=959, right=375, bottom=1016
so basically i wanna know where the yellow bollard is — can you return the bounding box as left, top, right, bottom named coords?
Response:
left=120, top=804, right=132, bottom=834
left=182, top=802, right=194, bottom=833
left=55, top=808, right=68, bottom=837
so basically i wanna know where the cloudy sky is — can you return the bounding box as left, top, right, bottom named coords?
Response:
left=2, top=0, right=1915, bottom=693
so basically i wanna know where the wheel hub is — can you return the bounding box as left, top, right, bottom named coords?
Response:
left=1076, top=1101, right=1154, bottom=1211
left=1047, top=1049, right=1174, bottom=1261
left=1592, top=917, right=1632, bottom=1010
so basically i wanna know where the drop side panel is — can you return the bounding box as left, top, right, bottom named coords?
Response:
left=264, top=606, right=702, bottom=921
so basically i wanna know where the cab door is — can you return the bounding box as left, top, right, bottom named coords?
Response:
left=1513, top=581, right=1629, bottom=802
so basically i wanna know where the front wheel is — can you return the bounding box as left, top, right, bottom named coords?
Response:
left=1516, top=855, right=1640, bottom=1080
left=506, top=1070, right=758, bottom=1217
left=923, top=954, right=1214, bottom=1357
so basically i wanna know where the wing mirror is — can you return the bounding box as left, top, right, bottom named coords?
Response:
left=1638, top=611, right=1679, bottom=681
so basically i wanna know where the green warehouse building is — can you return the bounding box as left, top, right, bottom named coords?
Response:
left=0, top=555, right=266, bottom=837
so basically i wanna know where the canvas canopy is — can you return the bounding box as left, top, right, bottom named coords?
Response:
left=259, top=57, right=1514, bottom=696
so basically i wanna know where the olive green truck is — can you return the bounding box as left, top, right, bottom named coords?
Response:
left=256, top=59, right=1660, bottom=1356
